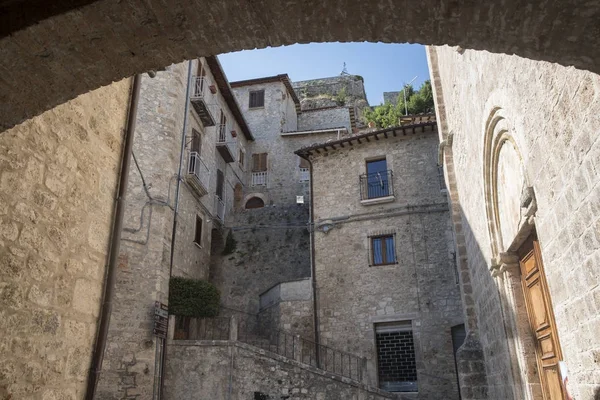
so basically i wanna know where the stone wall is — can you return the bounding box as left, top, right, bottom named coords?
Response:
left=297, top=107, right=352, bottom=132
left=0, top=79, right=130, bottom=399
left=258, top=278, right=314, bottom=339
left=164, top=341, right=396, bottom=400
left=428, top=45, right=600, bottom=399
left=309, top=127, right=464, bottom=398
left=210, top=205, right=311, bottom=316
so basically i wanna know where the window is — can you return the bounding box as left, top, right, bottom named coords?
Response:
left=245, top=197, right=265, bottom=209
left=364, top=158, right=391, bottom=199
left=191, top=129, right=201, bottom=154
left=375, top=321, right=417, bottom=392
left=239, top=148, right=245, bottom=170
left=299, top=157, right=310, bottom=182
left=194, top=215, right=203, bottom=246
left=252, top=153, right=268, bottom=172
left=216, top=169, right=224, bottom=200
left=249, top=90, right=265, bottom=108
left=370, top=234, right=396, bottom=266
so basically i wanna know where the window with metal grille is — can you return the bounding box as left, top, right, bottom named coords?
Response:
left=249, top=90, right=265, bottom=108
left=238, top=148, right=245, bottom=170
left=369, top=234, right=397, bottom=266
left=375, top=321, right=418, bottom=392
left=194, top=215, right=202, bottom=246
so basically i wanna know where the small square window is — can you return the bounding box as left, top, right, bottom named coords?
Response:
left=370, top=234, right=396, bottom=266
left=249, top=90, right=265, bottom=108
left=194, top=215, right=203, bottom=246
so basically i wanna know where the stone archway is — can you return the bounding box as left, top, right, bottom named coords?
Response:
left=482, top=107, right=542, bottom=400
left=245, top=196, right=265, bottom=209
left=2, top=0, right=600, bottom=130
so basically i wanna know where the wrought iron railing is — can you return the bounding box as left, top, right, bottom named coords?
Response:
left=172, top=316, right=230, bottom=340
left=215, top=195, right=225, bottom=222
left=251, top=171, right=268, bottom=186
left=235, top=315, right=366, bottom=382
left=191, top=76, right=212, bottom=101
left=216, top=122, right=237, bottom=157
left=187, top=152, right=209, bottom=192
left=359, top=170, right=394, bottom=200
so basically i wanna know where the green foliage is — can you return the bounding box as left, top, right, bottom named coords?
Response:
left=335, top=87, right=348, bottom=106
left=364, top=80, right=434, bottom=128
left=222, top=231, right=237, bottom=255
left=168, top=277, right=220, bottom=317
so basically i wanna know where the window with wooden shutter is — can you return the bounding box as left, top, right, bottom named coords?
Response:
left=216, top=169, right=224, bottom=200
left=194, top=215, right=202, bottom=246
left=252, top=153, right=268, bottom=172
left=249, top=90, right=265, bottom=108
left=239, top=149, right=245, bottom=169
left=191, top=129, right=201, bottom=154
left=369, top=234, right=397, bottom=266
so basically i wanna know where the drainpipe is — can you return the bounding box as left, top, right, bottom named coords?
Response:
left=302, top=155, right=321, bottom=366
left=159, top=59, right=193, bottom=398
left=85, top=73, right=142, bottom=400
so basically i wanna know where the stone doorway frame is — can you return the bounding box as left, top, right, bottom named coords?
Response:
left=482, top=106, right=542, bottom=400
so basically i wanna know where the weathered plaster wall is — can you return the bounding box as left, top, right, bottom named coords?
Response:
left=309, top=129, right=464, bottom=398
left=0, top=79, right=130, bottom=399
left=428, top=45, right=600, bottom=399
left=164, top=341, right=395, bottom=400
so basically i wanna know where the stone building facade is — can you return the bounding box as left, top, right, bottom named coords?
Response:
left=296, top=121, right=464, bottom=399
left=96, top=57, right=255, bottom=399
left=428, top=45, right=600, bottom=400
left=0, top=79, right=131, bottom=399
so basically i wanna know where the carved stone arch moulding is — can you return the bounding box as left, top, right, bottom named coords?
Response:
left=483, top=107, right=536, bottom=276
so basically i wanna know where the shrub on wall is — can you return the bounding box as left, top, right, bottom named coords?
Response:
left=168, top=277, right=220, bottom=317
left=222, top=231, right=237, bottom=255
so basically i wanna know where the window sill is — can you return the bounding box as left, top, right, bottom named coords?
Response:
left=360, top=195, right=395, bottom=206
left=193, top=242, right=203, bottom=250
left=248, top=106, right=265, bottom=110
left=370, top=262, right=399, bottom=267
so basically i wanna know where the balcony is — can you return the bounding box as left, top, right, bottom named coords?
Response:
left=359, top=170, right=395, bottom=205
left=215, top=195, right=225, bottom=223
left=299, top=168, right=310, bottom=182
left=190, top=76, right=216, bottom=127
left=216, top=122, right=236, bottom=163
left=185, top=152, right=209, bottom=197
left=251, top=171, right=268, bottom=186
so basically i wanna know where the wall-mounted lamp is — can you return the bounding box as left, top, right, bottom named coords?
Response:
left=317, top=220, right=335, bottom=234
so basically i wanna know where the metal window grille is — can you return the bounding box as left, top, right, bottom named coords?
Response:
left=375, top=321, right=418, bottom=392
left=360, top=170, right=394, bottom=200
left=249, top=90, right=265, bottom=108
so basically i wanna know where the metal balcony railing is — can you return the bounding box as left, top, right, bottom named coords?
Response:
left=360, top=170, right=394, bottom=200
left=216, top=122, right=236, bottom=163
left=186, top=152, right=209, bottom=196
left=251, top=171, right=268, bottom=186
left=215, top=195, right=225, bottom=223
left=190, top=76, right=216, bottom=126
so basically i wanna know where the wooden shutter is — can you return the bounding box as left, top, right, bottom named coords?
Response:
left=299, top=157, right=310, bottom=169
left=191, top=129, right=201, bottom=153
left=249, top=90, right=265, bottom=108
left=194, top=215, right=202, bottom=245
left=252, top=153, right=268, bottom=172
left=216, top=170, right=224, bottom=199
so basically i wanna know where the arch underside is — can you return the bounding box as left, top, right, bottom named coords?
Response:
left=2, top=0, right=600, bottom=131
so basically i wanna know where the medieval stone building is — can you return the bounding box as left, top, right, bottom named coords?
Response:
left=1, top=37, right=599, bottom=400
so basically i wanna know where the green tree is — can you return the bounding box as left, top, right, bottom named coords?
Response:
left=365, top=80, right=435, bottom=128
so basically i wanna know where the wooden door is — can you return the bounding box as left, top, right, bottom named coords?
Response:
left=519, top=235, right=564, bottom=400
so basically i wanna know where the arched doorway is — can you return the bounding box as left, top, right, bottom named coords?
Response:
left=245, top=196, right=265, bottom=209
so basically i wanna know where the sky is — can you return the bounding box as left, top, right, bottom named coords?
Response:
left=218, top=43, right=430, bottom=106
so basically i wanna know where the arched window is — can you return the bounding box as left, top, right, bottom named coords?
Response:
left=245, top=197, right=265, bottom=209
